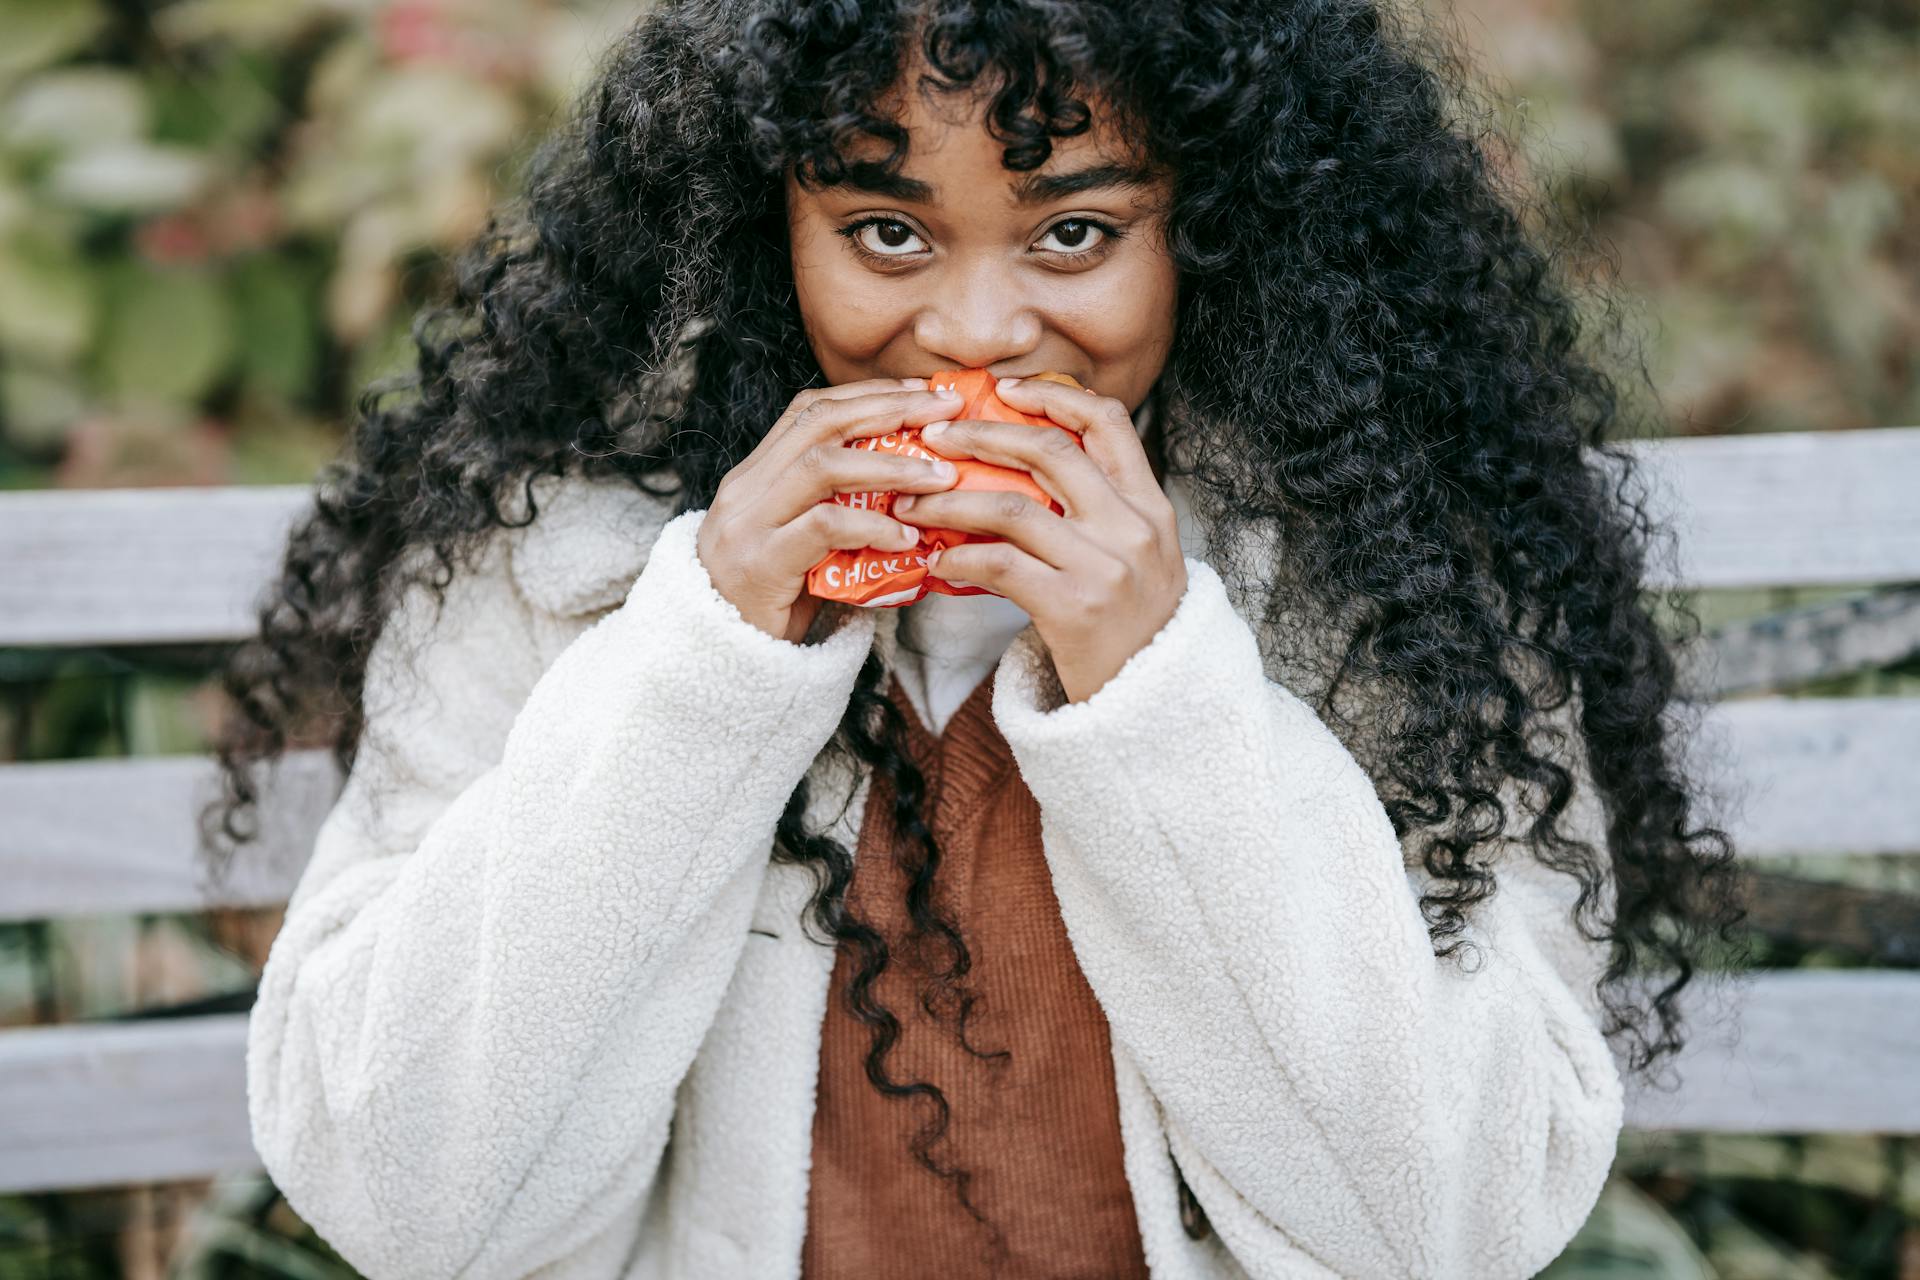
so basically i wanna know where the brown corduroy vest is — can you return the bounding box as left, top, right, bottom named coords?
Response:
left=800, top=667, right=1152, bottom=1279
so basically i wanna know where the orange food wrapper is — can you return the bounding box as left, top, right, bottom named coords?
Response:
left=805, top=368, right=1085, bottom=607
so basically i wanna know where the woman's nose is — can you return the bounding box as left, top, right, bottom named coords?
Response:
left=912, top=265, right=1043, bottom=371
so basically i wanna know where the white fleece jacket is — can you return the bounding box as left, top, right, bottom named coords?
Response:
left=246, top=463, right=1625, bottom=1280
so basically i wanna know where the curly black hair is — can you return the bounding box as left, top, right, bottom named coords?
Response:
left=204, top=0, right=1750, bottom=1247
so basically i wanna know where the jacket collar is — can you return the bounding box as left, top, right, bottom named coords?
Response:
left=505, top=470, right=682, bottom=618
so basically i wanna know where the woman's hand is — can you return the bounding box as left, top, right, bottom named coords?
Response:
left=698, top=377, right=963, bottom=643
left=893, top=377, right=1188, bottom=703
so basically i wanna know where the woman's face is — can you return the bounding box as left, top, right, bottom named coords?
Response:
left=784, top=74, right=1178, bottom=417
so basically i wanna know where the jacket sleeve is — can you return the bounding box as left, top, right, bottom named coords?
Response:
left=246, top=507, right=875, bottom=1280
left=990, top=556, right=1624, bottom=1280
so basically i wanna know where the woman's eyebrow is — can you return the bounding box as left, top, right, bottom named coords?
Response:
left=820, top=160, right=1158, bottom=205
left=1009, top=162, right=1158, bottom=205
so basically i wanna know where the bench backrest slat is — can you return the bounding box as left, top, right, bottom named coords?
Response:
left=5, top=969, right=1913, bottom=1194
left=3, top=695, right=1913, bottom=923
left=0, top=752, right=338, bottom=922
left=0, top=487, right=306, bottom=647
left=1626, top=426, right=1920, bottom=588
left=0, top=1015, right=254, bottom=1194
left=3, top=428, right=1917, bottom=647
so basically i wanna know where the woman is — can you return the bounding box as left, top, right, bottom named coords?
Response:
left=208, top=1, right=1747, bottom=1277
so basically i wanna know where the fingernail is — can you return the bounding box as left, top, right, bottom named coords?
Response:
left=897, top=522, right=919, bottom=546
left=934, top=387, right=961, bottom=400
left=997, top=376, right=1022, bottom=390
left=928, top=459, right=955, bottom=479
left=927, top=549, right=942, bottom=571
left=901, top=376, right=928, bottom=389
left=896, top=494, right=917, bottom=511
left=924, top=421, right=950, bottom=437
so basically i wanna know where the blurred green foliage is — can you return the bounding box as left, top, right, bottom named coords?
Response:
left=0, top=0, right=1912, bottom=495
left=0, top=0, right=648, bottom=491
left=1462, top=0, right=1918, bottom=436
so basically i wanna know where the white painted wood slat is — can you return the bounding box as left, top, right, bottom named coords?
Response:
left=1691, top=696, right=1920, bottom=860
left=5, top=694, right=1912, bottom=922
left=0, top=485, right=307, bottom=646
left=0, top=1014, right=256, bottom=1194
left=2, top=970, right=1910, bottom=1194
left=1626, top=426, right=1920, bottom=589
left=1619, top=971, right=1920, bottom=1133
left=1, top=427, right=1916, bottom=645
left=0, top=751, right=338, bottom=922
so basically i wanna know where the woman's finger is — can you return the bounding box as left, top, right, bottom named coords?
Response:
left=925, top=538, right=1060, bottom=605
left=772, top=387, right=962, bottom=456
left=989, top=377, right=1161, bottom=505
left=918, top=418, right=1127, bottom=525
left=740, top=387, right=959, bottom=514
left=765, top=446, right=956, bottom=528
left=780, top=376, right=935, bottom=424
left=740, top=377, right=931, bottom=470
left=767, top=501, right=923, bottom=589
left=895, top=487, right=1104, bottom=574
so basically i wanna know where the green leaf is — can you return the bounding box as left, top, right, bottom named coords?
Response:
left=173, top=1215, right=363, bottom=1280
left=1676, top=49, right=1816, bottom=167
left=152, top=0, right=330, bottom=49
left=1540, top=1177, right=1716, bottom=1279
left=44, top=141, right=213, bottom=213
left=124, top=673, right=214, bottom=755
left=234, top=254, right=321, bottom=401
left=1657, top=160, right=1795, bottom=257
left=0, top=228, right=95, bottom=362
left=150, top=49, right=284, bottom=152
left=0, top=0, right=106, bottom=89
left=19, top=657, right=117, bottom=760
left=1, top=67, right=148, bottom=152
left=228, top=410, right=341, bottom=485
left=346, top=310, right=420, bottom=401
left=92, top=261, right=234, bottom=403
left=0, top=361, right=87, bottom=450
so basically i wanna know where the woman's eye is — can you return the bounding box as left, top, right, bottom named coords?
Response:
left=837, top=214, right=1119, bottom=263
left=1036, top=218, right=1109, bottom=254
left=853, top=219, right=926, bottom=257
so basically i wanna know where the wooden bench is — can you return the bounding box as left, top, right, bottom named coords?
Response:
left=3, top=427, right=1918, bottom=1194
